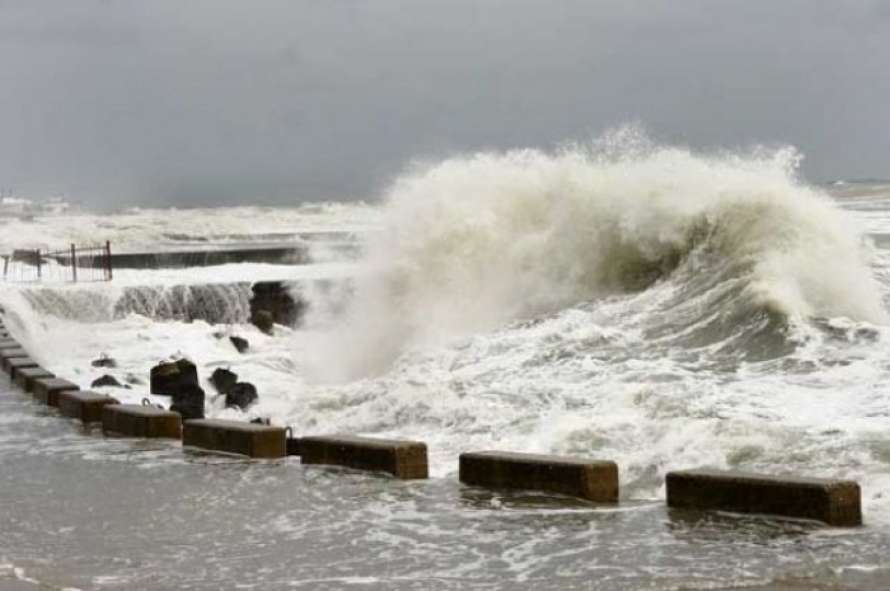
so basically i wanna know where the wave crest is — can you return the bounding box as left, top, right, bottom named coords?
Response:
left=319, top=130, right=885, bottom=378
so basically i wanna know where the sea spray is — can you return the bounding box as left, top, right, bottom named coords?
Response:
left=316, top=131, right=884, bottom=379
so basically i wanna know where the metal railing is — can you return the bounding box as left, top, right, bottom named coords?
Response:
left=2, top=241, right=112, bottom=283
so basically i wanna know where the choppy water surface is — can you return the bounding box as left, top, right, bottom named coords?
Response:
left=3, top=141, right=890, bottom=589
left=1, top=388, right=889, bottom=591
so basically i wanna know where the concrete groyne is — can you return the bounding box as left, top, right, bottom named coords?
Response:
left=0, top=314, right=866, bottom=528
left=183, top=419, right=286, bottom=458
left=459, top=451, right=619, bottom=502
left=666, top=469, right=862, bottom=527
left=298, top=435, right=429, bottom=479
left=103, top=404, right=183, bottom=439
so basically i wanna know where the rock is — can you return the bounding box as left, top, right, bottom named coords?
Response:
left=250, top=281, right=304, bottom=328
left=125, top=373, right=144, bottom=385
left=91, top=354, right=117, bottom=368
left=251, top=310, right=275, bottom=334
left=225, top=382, right=258, bottom=410
left=91, top=374, right=128, bottom=389
left=170, top=383, right=205, bottom=420
left=150, top=358, right=198, bottom=396
left=210, top=367, right=238, bottom=395
left=229, top=335, right=249, bottom=353
left=250, top=417, right=271, bottom=425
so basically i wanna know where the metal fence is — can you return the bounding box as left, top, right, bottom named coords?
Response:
left=2, top=241, right=112, bottom=283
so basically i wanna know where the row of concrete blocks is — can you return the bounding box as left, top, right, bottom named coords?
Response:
left=0, top=330, right=862, bottom=527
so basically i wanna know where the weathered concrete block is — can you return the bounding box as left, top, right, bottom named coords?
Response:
left=14, top=366, right=54, bottom=391
left=58, top=390, right=119, bottom=423
left=298, top=435, right=428, bottom=479
left=182, top=419, right=286, bottom=458
left=102, top=404, right=182, bottom=438
left=6, top=357, right=39, bottom=379
left=0, top=348, right=29, bottom=370
left=459, top=451, right=619, bottom=502
left=0, top=338, right=20, bottom=349
left=32, top=377, right=79, bottom=406
left=286, top=437, right=302, bottom=456
left=665, top=469, right=862, bottom=527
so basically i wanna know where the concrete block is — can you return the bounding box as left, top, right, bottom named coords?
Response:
left=102, top=404, right=182, bottom=438
left=459, top=451, right=619, bottom=502
left=6, top=357, right=38, bottom=379
left=298, top=435, right=429, bottom=479
left=0, top=348, right=29, bottom=370
left=0, top=338, right=19, bottom=349
left=665, top=469, right=862, bottom=527
left=182, top=419, right=286, bottom=458
left=14, top=366, right=54, bottom=391
left=32, top=377, right=79, bottom=406
left=58, top=390, right=119, bottom=423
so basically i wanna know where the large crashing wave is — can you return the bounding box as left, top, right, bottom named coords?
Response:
left=321, top=130, right=885, bottom=378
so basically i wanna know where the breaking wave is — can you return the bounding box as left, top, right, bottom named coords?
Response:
left=324, top=129, right=885, bottom=378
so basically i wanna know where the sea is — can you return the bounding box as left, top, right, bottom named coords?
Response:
left=2, top=140, right=890, bottom=590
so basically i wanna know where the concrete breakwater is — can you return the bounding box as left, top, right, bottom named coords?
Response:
left=18, top=279, right=351, bottom=327
left=0, top=314, right=864, bottom=528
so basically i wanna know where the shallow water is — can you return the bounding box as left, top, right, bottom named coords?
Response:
left=0, top=383, right=889, bottom=591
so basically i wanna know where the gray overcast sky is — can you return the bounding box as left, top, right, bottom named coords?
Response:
left=1, top=0, right=888, bottom=207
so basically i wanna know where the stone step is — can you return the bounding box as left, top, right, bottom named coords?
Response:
left=14, top=366, right=54, bottom=392
left=58, top=390, right=120, bottom=423
left=665, top=469, right=862, bottom=527
left=0, top=348, right=29, bottom=370
left=102, top=404, right=182, bottom=439
left=7, top=357, right=38, bottom=379
left=182, top=419, right=286, bottom=458
left=459, top=451, right=619, bottom=502
left=32, top=377, right=79, bottom=406
left=298, top=435, right=428, bottom=479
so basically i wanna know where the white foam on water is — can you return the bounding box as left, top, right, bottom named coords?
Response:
left=3, top=131, right=890, bottom=533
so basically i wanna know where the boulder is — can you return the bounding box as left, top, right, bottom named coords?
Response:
left=225, top=382, right=258, bottom=410
left=229, top=336, right=249, bottom=353
left=249, top=281, right=304, bottom=328
left=251, top=310, right=275, bottom=334
left=125, top=373, right=144, bottom=385
left=91, top=354, right=117, bottom=368
left=210, top=367, right=238, bottom=395
left=170, top=383, right=205, bottom=420
left=150, top=358, right=198, bottom=396
left=91, top=374, right=128, bottom=389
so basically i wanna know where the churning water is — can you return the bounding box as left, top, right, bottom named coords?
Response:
left=3, top=137, right=890, bottom=589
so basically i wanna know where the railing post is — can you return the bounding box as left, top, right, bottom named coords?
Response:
left=70, top=244, right=77, bottom=282
left=105, top=240, right=113, bottom=281
left=36, top=249, right=41, bottom=280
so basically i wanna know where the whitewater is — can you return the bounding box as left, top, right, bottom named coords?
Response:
left=3, top=137, right=890, bottom=589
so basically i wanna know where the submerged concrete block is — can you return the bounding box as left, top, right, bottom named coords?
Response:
left=6, top=357, right=38, bottom=379
left=32, top=377, right=79, bottom=406
left=58, top=390, right=119, bottom=423
left=665, top=469, right=862, bottom=527
left=459, top=451, right=619, bottom=502
left=0, top=348, right=29, bottom=370
left=298, top=435, right=429, bottom=479
left=14, top=366, right=54, bottom=391
left=102, top=404, right=182, bottom=438
left=182, top=419, right=286, bottom=458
